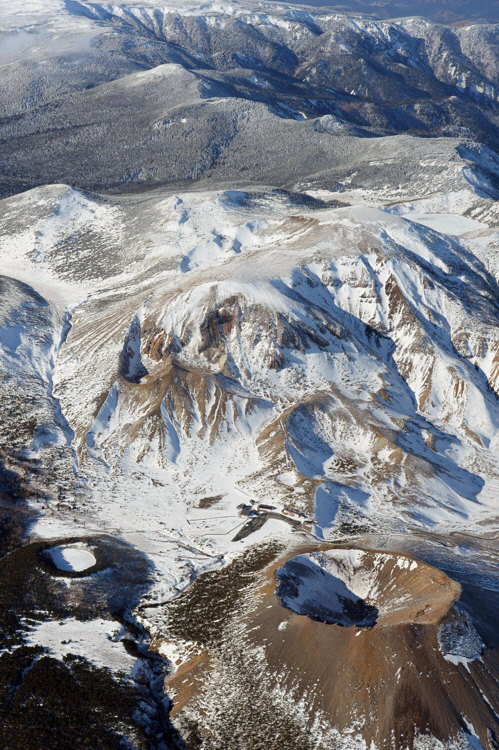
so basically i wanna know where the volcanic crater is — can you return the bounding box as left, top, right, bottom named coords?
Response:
left=275, top=548, right=461, bottom=628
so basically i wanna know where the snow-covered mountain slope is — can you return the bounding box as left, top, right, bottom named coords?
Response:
left=3, top=175, right=499, bottom=572
left=284, top=0, right=499, bottom=24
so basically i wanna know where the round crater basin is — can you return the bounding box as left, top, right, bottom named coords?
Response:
left=48, top=545, right=96, bottom=573
left=275, top=548, right=460, bottom=627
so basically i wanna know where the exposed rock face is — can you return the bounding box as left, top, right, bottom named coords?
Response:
left=120, top=315, right=149, bottom=383
left=438, top=608, right=484, bottom=662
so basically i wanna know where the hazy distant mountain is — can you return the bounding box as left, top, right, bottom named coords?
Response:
left=4, top=2, right=499, bottom=197
left=286, top=0, right=499, bottom=24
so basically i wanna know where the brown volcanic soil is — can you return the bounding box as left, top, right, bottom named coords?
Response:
left=246, top=548, right=499, bottom=750
left=166, top=543, right=499, bottom=750
left=275, top=549, right=461, bottom=627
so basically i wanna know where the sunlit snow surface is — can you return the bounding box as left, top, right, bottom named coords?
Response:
left=48, top=545, right=96, bottom=572
left=25, top=618, right=135, bottom=673
left=405, top=214, right=487, bottom=236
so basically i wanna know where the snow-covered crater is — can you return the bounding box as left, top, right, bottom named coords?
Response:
left=276, top=551, right=378, bottom=626
left=48, top=545, right=97, bottom=572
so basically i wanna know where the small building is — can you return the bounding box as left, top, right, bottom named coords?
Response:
left=282, top=505, right=308, bottom=520
left=257, top=503, right=277, bottom=512
left=303, top=520, right=316, bottom=532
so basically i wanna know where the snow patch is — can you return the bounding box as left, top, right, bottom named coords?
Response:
left=48, top=545, right=96, bottom=572
left=405, top=214, right=487, bottom=236
left=25, top=618, right=135, bottom=674
left=276, top=471, right=299, bottom=487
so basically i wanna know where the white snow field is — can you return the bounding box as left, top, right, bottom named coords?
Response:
left=48, top=545, right=96, bottom=572
left=404, top=214, right=487, bottom=236
left=25, top=618, right=136, bottom=673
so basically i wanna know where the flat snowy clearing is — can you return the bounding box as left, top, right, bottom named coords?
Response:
left=276, top=471, right=299, bottom=487
left=26, top=618, right=135, bottom=674
left=49, top=545, right=96, bottom=572
left=405, top=213, right=487, bottom=235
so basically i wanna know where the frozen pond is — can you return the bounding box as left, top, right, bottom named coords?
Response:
left=49, top=546, right=96, bottom=572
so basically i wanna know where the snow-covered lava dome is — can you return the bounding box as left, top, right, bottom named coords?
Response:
left=48, top=545, right=97, bottom=573
left=275, top=549, right=461, bottom=627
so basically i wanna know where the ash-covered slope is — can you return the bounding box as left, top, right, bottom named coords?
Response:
left=160, top=543, right=499, bottom=750
left=252, top=549, right=499, bottom=750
